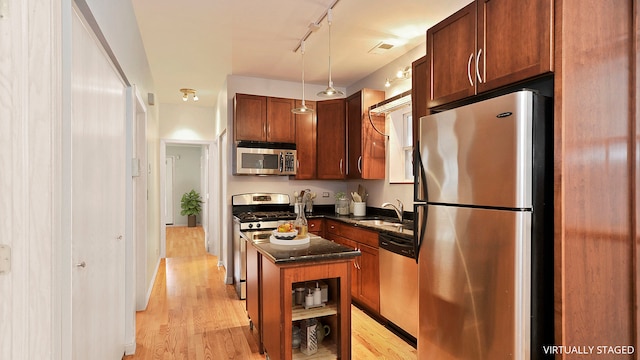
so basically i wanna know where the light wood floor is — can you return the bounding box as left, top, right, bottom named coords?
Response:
left=124, top=226, right=417, bottom=360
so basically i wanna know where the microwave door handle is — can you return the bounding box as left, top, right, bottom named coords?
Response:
left=278, top=152, right=284, bottom=173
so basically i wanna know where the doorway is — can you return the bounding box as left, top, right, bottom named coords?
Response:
left=160, top=140, right=215, bottom=259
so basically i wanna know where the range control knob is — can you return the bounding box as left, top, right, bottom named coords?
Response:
left=248, top=224, right=253, bottom=229
left=256, top=223, right=261, bottom=228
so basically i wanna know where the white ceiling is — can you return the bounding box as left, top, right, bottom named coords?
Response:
left=131, top=0, right=470, bottom=107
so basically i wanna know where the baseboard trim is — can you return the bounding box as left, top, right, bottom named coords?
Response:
left=138, top=257, right=161, bottom=311
left=124, top=341, right=136, bottom=355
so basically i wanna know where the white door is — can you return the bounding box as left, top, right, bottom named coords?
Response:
left=71, top=8, right=126, bottom=359
left=165, top=156, right=175, bottom=225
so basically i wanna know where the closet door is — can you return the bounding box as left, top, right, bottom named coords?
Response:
left=71, top=8, right=126, bottom=359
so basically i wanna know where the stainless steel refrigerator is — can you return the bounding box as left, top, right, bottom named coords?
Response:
left=414, top=90, right=553, bottom=359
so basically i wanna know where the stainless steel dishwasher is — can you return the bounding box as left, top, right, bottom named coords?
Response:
left=379, top=232, right=418, bottom=339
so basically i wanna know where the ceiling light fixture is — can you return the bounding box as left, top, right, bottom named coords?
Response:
left=180, top=88, right=199, bottom=102
left=292, top=40, right=314, bottom=114
left=317, top=8, right=344, bottom=98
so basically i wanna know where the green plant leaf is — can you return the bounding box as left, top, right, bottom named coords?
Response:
left=180, top=189, right=203, bottom=216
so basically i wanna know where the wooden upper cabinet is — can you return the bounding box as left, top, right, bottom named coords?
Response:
left=346, top=89, right=386, bottom=180
left=316, top=99, right=346, bottom=180
left=266, top=97, right=295, bottom=143
left=478, top=0, right=553, bottom=92
left=293, top=100, right=317, bottom=180
left=234, top=94, right=295, bottom=143
left=234, top=94, right=267, bottom=142
left=412, top=56, right=429, bottom=151
left=427, top=2, right=477, bottom=108
left=427, top=0, right=553, bottom=108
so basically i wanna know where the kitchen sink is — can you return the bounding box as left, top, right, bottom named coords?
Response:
left=356, top=218, right=414, bottom=235
left=359, top=219, right=403, bottom=227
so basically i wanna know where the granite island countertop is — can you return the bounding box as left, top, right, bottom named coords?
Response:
left=252, top=236, right=361, bottom=264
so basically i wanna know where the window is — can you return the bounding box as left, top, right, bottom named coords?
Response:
left=388, top=109, right=414, bottom=183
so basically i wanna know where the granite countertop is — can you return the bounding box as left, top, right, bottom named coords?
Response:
left=252, top=236, right=361, bottom=264
left=306, top=211, right=414, bottom=239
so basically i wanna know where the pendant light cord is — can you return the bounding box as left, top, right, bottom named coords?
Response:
left=327, top=10, right=333, bottom=88
left=301, top=41, right=306, bottom=106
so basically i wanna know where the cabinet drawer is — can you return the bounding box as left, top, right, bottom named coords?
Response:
left=341, top=225, right=378, bottom=248
left=325, top=220, right=342, bottom=236
left=308, top=218, right=323, bottom=235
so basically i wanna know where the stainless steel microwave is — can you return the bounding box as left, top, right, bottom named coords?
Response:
left=234, top=142, right=297, bottom=175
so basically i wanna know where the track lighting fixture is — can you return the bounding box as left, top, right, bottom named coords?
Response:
left=384, top=66, right=411, bottom=87
left=180, top=88, right=199, bottom=102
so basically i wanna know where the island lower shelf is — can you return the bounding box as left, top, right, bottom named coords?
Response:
left=292, top=303, right=338, bottom=321
left=292, top=342, right=337, bottom=360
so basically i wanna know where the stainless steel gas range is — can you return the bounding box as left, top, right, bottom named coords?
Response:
left=231, top=193, right=296, bottom=299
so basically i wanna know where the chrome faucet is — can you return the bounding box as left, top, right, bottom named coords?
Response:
left=381, top=199, right=404, bottom=223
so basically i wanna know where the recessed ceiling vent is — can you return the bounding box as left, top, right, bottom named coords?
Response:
left=368, top=41, right=395, bottom=54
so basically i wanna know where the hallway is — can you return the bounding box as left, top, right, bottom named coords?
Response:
left=125, top=226, right=417, bottom=359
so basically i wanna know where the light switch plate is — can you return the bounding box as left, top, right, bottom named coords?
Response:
left=0, top=245, right=11, bottom=274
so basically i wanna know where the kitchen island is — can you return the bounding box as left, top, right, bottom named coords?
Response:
left=247, top=236, right=360, bottom=360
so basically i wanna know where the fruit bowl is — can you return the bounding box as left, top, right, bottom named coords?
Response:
left=272, top=229, right=298, bottom=240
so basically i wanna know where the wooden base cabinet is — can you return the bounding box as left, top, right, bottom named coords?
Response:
left=246, top=241, right=263, bottom=353
left=261, top=258, right=353, bottom=360
left=325, top=220, right=380, bottom=313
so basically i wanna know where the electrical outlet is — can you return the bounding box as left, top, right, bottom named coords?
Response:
left=0, top=245, right=11, bottom=274
left=322, top=192, right=330, bottom=198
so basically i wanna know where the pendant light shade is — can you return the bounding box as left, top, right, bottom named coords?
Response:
left=317, top=8, right=344, bottom=98
left=292, top=40, right=314, bottom=114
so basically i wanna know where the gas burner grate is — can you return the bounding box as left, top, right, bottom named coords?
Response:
left=235, top=211, right=296, bottom=222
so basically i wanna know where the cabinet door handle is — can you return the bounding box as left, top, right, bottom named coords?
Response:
left=357, top=156, right=362, bottom=174
left=339, top=159, right=343, bottom=175
left=467, top=52, right=474, bottom=86
left=476, top=49, right=483, bottom=84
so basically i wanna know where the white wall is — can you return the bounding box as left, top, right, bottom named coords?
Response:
left=160, top=103, right=217, bottom=140
left=166, top=145, right=203, bottom=225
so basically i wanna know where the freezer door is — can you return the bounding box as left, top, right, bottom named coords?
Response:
left=418, top=204, right=531, bottom=359
left=419, top=90, right=535, bottom=208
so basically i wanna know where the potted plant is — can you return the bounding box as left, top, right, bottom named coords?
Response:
left=180, top=189, right=203, bottom=227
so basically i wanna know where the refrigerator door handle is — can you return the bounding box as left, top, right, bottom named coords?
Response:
left=413, top=143, right=429, bottom=202
left=414, top=204, right=427, bottom=264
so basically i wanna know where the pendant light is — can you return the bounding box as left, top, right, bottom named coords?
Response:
left=292, top=40, right=314, bottom=114
left=317, top=8, right=344, bottom=98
